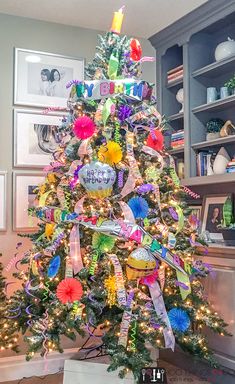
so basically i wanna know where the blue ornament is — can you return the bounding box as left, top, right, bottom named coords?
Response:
left=128, top=196, right=149, bottom=219
left=48, top=255, right=61, bottom=278
left=168, top=308, right=190, bottom=332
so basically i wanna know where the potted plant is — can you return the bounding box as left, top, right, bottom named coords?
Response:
left=206, top=118, right=224, bottom=141
left=225, top=74, right=235, bottom=95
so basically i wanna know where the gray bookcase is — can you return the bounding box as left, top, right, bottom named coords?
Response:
left=150, top=0, right=235, bottom=191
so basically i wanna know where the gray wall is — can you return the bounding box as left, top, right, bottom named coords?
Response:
left=0, top=13, right=155, bottom=356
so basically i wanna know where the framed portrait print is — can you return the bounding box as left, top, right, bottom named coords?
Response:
left=14, top=48, right=84, bottom=108
left=188, top=205, right=202, bottom=232
left=14, top=109, right=65, bottom=168
left=0, top=171, right=7, bottom=231
left=13, top=171, right=44, bottom=232
left=201, top=194, right=232, bottom=242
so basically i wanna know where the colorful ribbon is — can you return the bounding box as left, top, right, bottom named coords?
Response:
left=69, top=224, right=84, bottom=275
left=109, top=254, right=127, bottom=306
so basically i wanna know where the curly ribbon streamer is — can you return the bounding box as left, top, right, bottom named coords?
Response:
left=72, top=301, right=85, bottom=320
left=43, top=106, right=66, bottom=114
left=158, top=266, right=165, bottom=290
left=42, top=309, right=49, bottom=372
left=5, top=253, right=22, bottom=272
left=129, top=321, right=137, bottom=352
left=169, top=201, right=184, bottom=234
left=109, top=254, right=127, bottom=306
left=66, top=79, right=82, bottom=89
left=43, top=161, right=64, bottom=172
left=183, top=186, right=200, bottom=199
left=45, top=228, right=65, bottom=252
left=77, top=138, right=92, bottom=158
left=89, top=250, right=99, bottom=275
left=118, top=290, right=134, bottom=347
left=43, top=281, right=50, bottom=302
left=6, top=305, right=22, bottom=319
left=139, top=56, right=155, bottom=63
left=149, top=281, right=175, bottom=351
left=69, top=224, right=83, bottom=275
left=118, top=170, right=124, bottom=188
left=114, top=123, right=121, bottom=144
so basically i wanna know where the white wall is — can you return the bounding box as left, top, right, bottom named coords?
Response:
left=0, top=13, right=155, bottom=357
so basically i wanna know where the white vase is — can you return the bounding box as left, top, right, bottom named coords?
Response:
left=176, top=88, right=184, bottom=113
left=215, top=37, right=235, bottom=61
left=213, top=147, right=230, bottom=174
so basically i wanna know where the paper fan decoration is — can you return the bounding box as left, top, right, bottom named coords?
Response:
left=92, top=233, right=115, bottom=252
left=73, top=116, right=96, bottom=139
left=98, top=141, right=122, bottom=165
left=56, top=278, right=83, bottom=304
left=128, top=196, right=149, bottom=219
left=168, top=308, right=190, bottom=332
left=146, top=129, right=164, bottom=152
left=47, top=255, right=61, bottom=278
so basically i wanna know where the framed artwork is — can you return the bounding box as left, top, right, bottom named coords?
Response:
left=14, top=109, right=65, bottom=168
left=14, top=48, right=84, bottom=108
left=0, top=171, right=7, bottom=231
left=201, top=194, right=232, bottom=242
left=13, top=171, right=44, bottom=231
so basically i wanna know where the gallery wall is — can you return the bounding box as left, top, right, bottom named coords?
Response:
left=0, top=13, right=155, bottom=356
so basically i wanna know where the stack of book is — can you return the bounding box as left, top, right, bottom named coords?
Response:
left=167, top=64, right=183, bottom=85
left=196, top=150, right=216, bottom=176
left=171, top=130, right=184, bottom=148
left=226, top=159, right=235, bottom=173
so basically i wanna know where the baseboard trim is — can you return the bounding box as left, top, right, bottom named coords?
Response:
left=0, top=348, right=78, bottom=382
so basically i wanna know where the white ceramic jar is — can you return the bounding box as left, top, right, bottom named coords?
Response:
left=215, top=37, right=235, bottom=61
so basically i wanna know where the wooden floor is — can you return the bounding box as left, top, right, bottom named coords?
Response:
left=2, top=360, right=210, bottom=383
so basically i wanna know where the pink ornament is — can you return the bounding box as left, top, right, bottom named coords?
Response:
left=73, top=116, right=96, bottom=139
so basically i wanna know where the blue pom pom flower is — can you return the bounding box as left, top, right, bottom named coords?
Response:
left=168, top=308, right=190, bottom=332
left=128, top=196, right=149, bottom=219
left=48, top=255, right=61, bottom=278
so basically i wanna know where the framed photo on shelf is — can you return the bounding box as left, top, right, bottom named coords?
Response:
left=14, top=48, right=84, bottom=108
left=14, top=109, right=65, bottom=168
left=0, top=171, right=7, bottom=231
left=201, top=194, right=232, bottom=242
left=13, top=171, right=44, bottom=232
left=188, top=205, right=202, bottom=231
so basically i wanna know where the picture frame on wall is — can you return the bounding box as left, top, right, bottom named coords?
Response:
left=14, top=109, right=66, bottom=168
left=14, top=48, right=84, bottom=108
left=13, top=171, right=44, bottom=232
left=201, top=194, right=232, bottom=242
left=0, top=171, right=7, bottom=231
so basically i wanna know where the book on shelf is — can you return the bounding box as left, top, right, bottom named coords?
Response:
left=167, top=64, right=183, bottom=75
left=226, top=158, right=235, bottom=173
left=196, top=150, right=216, bottom=176
left=167, top=70, right=183, bottom=81
left=171, top=140, right=184, bottom=148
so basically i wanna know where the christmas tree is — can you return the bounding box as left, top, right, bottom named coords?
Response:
left=0, top=254, right=19, bottom=352
left=7, top=7, right=229, bottom=380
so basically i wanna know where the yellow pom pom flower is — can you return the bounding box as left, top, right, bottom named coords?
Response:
left=98, top=141, right=122, bottom=165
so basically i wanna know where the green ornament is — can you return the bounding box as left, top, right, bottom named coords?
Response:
left=145, top=166, right=160, bottom=182
left=92, top=232, right=115, bottom=252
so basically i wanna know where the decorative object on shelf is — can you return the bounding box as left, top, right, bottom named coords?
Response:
left=206, top=118, right=224, bottom=141
left=224, top=74, right=235, bottom=95
left=176, top=88, right=184, bottom=112
left=220, top=120, right=235, bottom=137
left=220, top=86, right=229, bottom=99
left=213, top=147, right=230, bottom=174
left=215, top=37, right=235, bottom=62
left=176, top=159, right=184, bottom=179
left=188, top=206, right=202, bottom=231
left=201, top=194, right=232, bottom=242
left=226, top=157, right=235, bottom=173
left=206, top=87, right=217, bottom=103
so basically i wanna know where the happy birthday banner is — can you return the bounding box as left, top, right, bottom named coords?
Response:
left=36, top=207, right=190, bottom=280
left=70, top=79, right=152, bottom=101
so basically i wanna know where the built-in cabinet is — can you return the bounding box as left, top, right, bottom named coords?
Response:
left=150, top=0, right=235, bottom=373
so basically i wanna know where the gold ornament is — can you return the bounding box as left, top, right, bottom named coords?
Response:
left=45, top=223, right=55, bottom=240
left=126, top=247, right=156, bottom=280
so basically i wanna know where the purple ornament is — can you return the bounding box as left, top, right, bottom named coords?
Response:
left=118, top=104, right=132, bottom=122
left=169, top=207, right=178, bottom=221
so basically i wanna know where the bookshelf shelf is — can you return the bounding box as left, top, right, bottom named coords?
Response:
left=168, top=146, right=184, bottom=155
left=192, top=136, right=235, bottom=150
left=192, top=94, right=235, bottom=114
left=168, top=112, right=184, bottom=121
left=181, top=173, right=235, bottom=186
left=192, top=55, right=235, bottom=79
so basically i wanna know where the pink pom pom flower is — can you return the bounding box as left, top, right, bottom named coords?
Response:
left=73, top=116, right=96, bottom=139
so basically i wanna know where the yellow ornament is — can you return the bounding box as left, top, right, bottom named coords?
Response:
left=98, top=141, right=122, bottom=165
left=126, top=248, right=156, bottom=280
left=45, top=223, right=55, bottom=240
left=47, top=173, right=56, bottom=183
left=39, top=184, right=47, bottom=194
left=31, top=260, right=39, bottom=276
left=104, top=276, right=116, bottom=307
